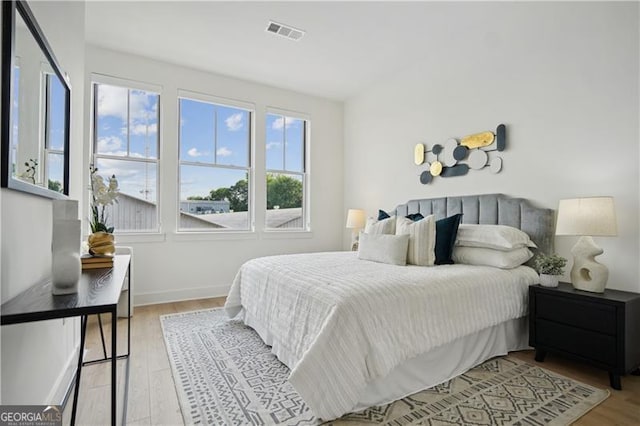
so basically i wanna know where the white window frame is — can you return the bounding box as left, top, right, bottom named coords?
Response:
left=91, top=73, right=162, bottom=234
left=176, top=89, right=255, bottom=233
left=264, top=107, right=310, bottom=232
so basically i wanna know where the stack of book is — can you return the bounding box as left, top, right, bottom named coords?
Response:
left=81, top=255, right=114, bottom=270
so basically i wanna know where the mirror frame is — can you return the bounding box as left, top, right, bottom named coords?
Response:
left=1, top=0, right=71, bottom=199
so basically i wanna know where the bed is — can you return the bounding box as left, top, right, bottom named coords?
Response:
left=225, top=193, right=554, bottom=420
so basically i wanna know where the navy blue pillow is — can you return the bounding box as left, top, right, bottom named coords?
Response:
left=435, top=213, right=463, bottom=265
left=405, top=213, right=424, bottom=221
left=377, top=209, right=391, bottom=220
left=378, top=210, right=424, bottom=222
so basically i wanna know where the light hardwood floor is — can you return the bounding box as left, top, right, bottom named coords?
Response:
left=67, top=297, right=640, bottom=425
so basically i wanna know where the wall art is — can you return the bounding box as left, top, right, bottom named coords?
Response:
left=414, top=124, right=505, bottom=185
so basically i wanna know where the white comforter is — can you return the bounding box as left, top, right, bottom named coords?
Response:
left=225, top=251, right=538, bottom=420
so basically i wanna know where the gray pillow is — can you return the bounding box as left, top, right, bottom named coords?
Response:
left=358, top=232, right=409, bottom=266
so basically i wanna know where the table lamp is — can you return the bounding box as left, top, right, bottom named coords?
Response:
left=346, top=209, right=366, bottom=251
left=555, top=197, right=617, bottom=293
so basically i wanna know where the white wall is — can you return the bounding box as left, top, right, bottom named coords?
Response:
left=344, top=2, right=639, bottom=292
left=1, top=1, right=85, bottom=404
left=85, top=46, right=344, bottom=304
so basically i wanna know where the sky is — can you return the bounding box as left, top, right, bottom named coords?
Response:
left=95, top=83, right=306, bottom=206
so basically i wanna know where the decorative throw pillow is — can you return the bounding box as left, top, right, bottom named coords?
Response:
left=379, top=209, right=424, bottom=222
left=378, top=209, right=391, bottom=220
left=395, top=215, right=436, bottom=266
left=358, top=232, right=410, bottom=266
left=435, top=213, right=463, bottom=265
left=364, top=216, right=396, bottom=234
left=405, top=213, right=425, bottom=222
left=455, top=224, right=537, bottom=251
left=452, top=246, right=533, bottom=269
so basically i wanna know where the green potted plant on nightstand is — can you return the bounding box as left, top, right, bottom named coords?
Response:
left=534, top=253, right=567, bottom=287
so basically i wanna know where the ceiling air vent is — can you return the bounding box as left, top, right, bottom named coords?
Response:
left=266, top=21, right=305, bottom=41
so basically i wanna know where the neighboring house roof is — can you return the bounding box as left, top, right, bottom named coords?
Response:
left=114, top=194, right=301, bottom=229
left=198, top=208, right=302, bottom=229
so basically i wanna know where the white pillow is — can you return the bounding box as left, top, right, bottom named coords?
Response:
left=364, top=216, right=396, bottom=235
left=452, top=246, right=533, bottom=269
left=395, top=215, right=436, bottom=266
left=455, top=224, right=537, bottom=251
left=358, top=232, right=409, bottom=266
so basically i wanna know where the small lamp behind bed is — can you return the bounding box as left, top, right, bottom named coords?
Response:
left=346, top=209, right=366, bottom=251
left=556, top=197, right=617, bottom=293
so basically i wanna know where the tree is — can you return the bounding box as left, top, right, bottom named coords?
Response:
left=48, top=179, right=62, bottom=193
left=209, top=179, right=247, bottom=212
left=187, top=195, right=207, bottom=200
left=228, top=179, right=248, bottom=212
left=267, top=174, right=302, bottom=209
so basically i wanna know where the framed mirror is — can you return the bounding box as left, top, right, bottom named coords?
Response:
left=1, top=0, right=71, bottom=198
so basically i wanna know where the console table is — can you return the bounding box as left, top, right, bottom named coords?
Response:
left=1, top=254, right=131, bottom=426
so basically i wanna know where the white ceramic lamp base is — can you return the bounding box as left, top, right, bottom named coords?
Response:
left=570, top=235, right=608, bottom=293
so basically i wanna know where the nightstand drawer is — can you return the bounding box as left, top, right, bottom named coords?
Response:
left=536, top=319, right=617, bottom=366
left=536, top=293, right=616, bottom=335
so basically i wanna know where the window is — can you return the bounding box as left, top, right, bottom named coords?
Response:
left=178, top=94, right=252, bottom=231
left=43, top=73, right=65, bottom=193
left=92, top=79, right=160, bottom=232
left=265, top=112, right=308, bottom=230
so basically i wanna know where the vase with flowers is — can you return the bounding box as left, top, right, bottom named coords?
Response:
left=88, top=164, right=119, bottom=256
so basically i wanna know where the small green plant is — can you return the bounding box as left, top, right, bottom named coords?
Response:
left=534, top=253, right=567, bottom=275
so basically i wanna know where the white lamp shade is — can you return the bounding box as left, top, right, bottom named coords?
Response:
left=346, top=209, right=366, bottom=229
left=556, top=197, right=617, bottom=236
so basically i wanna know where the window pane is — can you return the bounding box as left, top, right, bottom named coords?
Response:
left=11, top=67, right=19, bottom=175
left=46, top=152, right=64, bottom=193
left=47, top=75, right=66, bottom=151
left=95, top=158, right=158, bottom=231
left=179, top=98, right=215, bottom=163
left=129, top=90, right=158, bottom=159
left=179, top=165, right=249, bottom=230
left=285, top=118, right=304, bottom=172
left=266, top=114, right=284, bottom=171
left=216, top=106, right=249, bottom=167
left=96, top=84, right=128, bottom=156
left=266, top=173, right=303, bottom=229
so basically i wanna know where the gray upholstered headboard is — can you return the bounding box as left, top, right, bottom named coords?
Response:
left=392, top=194, right=555, bottom=259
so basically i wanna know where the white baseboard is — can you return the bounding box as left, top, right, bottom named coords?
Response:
left=134, top=284, right=230, bottom=306
left=47, top=342, right=80, bottom=406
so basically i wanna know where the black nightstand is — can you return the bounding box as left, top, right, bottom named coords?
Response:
left=529, top=282, right=640, bottom=390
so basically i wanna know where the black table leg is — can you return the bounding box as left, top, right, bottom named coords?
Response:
left=111, top=309, right=117, bottom=426
left=70, top=315, right=88, bottom=426
left=534, top=348, right=547, bottom=362
left=98, top=314, right=107, bottom=359
left=609, top=371, right=622, bottom=390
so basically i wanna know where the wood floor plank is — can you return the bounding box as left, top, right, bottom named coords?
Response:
left=149, top=368, right=183, bottom=426
left=67, top=296, right=640, bottom=425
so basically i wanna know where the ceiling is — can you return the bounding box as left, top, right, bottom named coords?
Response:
left=85, top=2, right=495, bottom=101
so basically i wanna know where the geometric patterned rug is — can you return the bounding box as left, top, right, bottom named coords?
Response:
left=160, top=308, right=609, bottom=425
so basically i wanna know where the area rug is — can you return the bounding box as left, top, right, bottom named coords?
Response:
left=160, top=308, right=609, bottom=425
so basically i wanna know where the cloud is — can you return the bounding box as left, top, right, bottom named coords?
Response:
left=225, top=113, right=244, bottom=131
left=271, top=116, right=295, bottom=130
left=97, top=85, right=128, bottom=119
left=129, top=123, right=158, bottom=136
left=188, top=147, right=206, bottom=157
left=217, top=147, right=232, bottom=157
left=97, top=85, right=158, bottom=121
left=97, top=136, right=124, bottom=154
left=266, top=141, right=281, bottom=150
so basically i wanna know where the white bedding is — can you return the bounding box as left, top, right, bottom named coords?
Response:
left=225, top=251, right=538, bottom=420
